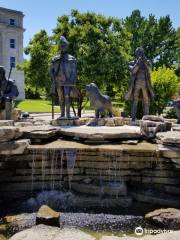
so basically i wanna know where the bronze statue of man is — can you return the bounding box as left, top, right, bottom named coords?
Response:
left=125, top=47, right=154, bottom=122
left=0, top=65, right=19, bottom=119
left=50, top=36, right=77, bottom=118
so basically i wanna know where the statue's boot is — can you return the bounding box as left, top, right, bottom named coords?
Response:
left=60, top=103, right=65, bottom=118
left=131, top=101, right=138, bottom=122
left=65, top=96, right=71, bottom=118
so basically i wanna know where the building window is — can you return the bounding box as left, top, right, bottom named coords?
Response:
left=10, top=39, right=15, bottom=48
left=10, top=18, right=15, bottom=26
left=10, top=57, right=16, bottom=68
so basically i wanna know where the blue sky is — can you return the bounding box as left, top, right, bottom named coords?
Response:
left=0, top=0, right=179, bottom=47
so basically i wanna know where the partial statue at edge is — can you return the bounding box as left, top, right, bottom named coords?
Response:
left=0, top=65, right=19, bottom=120
left=125, top=47, right=154, bottom=122
left=50, top=36, right=77, bottom=119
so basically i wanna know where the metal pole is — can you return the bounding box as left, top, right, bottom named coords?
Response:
left=51, top=71, right=55, bottom=120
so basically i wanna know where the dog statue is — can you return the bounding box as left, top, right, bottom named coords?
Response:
left=86, top=83, right=113, bottom=118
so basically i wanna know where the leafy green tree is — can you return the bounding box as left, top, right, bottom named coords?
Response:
left=150, top=66, right=179, bottom=114
left=20, top=29, right=52, bottom=98
left=52, top=10, right=131, bottom=116
left=124, top=10, right=177, bottom=68
left=174, top=27, right=180, bottom=77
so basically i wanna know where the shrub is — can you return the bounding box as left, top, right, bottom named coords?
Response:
left=150, top=66, right=179, bottom=115
left=162, top=106, right=177, bottom=119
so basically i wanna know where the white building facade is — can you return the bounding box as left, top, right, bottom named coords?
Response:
left=0, top=7, right=25, bottom=100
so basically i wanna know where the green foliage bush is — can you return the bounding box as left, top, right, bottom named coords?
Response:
left=162, top=106, right=177, bottom=119
left=150, top=66, right=179, bottom=114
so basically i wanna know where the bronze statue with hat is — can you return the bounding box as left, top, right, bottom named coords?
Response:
left=49, top=36, right=77, bottom=119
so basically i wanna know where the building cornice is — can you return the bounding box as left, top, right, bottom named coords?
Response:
left=0, top=7, right=24, bottom=17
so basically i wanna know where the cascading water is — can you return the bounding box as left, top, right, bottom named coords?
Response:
left=66, top=149, right=77, bottom=189
left=31, top=149, right=37, bottom=193
left=41, top=150, right=47, bottom=191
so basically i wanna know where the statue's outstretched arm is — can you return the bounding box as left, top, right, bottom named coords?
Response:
left=129, top=61, right=139, bottom=74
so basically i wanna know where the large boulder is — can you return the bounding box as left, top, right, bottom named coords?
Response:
left=145, top=208, right=180, bottom=230
left=36, top=205, right=60, bottom=227
left=0, top=126, right=22, bottom=142
left=140, top=115, right=171, bottom=139
left=9, top=224, right=95, bottom=240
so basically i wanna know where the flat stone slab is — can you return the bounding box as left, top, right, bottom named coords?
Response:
left=20, top=125, right=61, bottom=139
left=172, top=125, right=180, bottom=131
left=0, top=126, right=22, bottom=142
left=156, top=131, right=180, bottom=146
left=0, top=139, right=30, bottom=155
left=59, top=125, right=141, bottom=140
left=0, top=120, right=14, bottom=126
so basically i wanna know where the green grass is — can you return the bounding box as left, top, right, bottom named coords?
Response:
left=15, top=99, right=60, bottom=113
left=15, top=99, right=124, bottom=113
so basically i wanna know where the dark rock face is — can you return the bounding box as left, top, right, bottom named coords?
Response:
left=36, top=205, right=60, bottom=227
left=145, top=208, right=180, bottom=230
left=86, top=83, right=113, bottom=118
left=140, top=115, right=171, bottom=139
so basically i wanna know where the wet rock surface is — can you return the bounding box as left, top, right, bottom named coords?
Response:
left=145, top=208, right=180, bottom=230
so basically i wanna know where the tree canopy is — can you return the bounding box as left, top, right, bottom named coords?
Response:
left=52, top=10, right=131, bottom=98
left=124, top=10, right=177, bottom=68
left=20, top=29, right=52, bottom=97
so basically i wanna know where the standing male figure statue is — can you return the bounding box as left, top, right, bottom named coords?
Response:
left=125, top=47, right=154, bottom=122
left=0, top=65, right=19, bottom=120
left=50, top=36, right=77, bottom=118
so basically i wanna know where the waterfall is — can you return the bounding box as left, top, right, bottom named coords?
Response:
left=59, top=149, right=64, bottom=188
left=66, top=149, right=77, bottom=189
left=31, top=149, right=37, bottom=194
left=41, top=150, right=47, bottom=191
